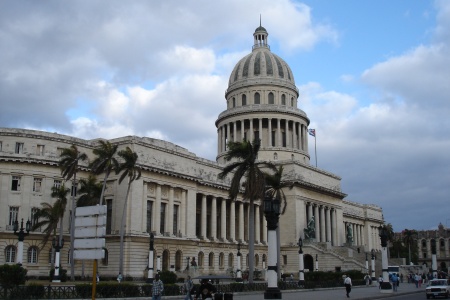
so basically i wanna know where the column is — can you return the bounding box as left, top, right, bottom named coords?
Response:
left=326, top=207, right=332, bottom=243
left=167, top=186, right=174, bottom=235
left=263, top=216, right=268, bottom=243
left=255, top=204, right=260, bottom=243
left=241, top=120, right=245, bottom=141
left=221, top=126, right=226, bottom=152
left=285, top=119, right=289, bottom=147
left=227, top=123, right=231, bottom=147
left=201, top=194, right=207, bottom=238
left=333, top=209, right=338, bottom=246
left=180, top=190, right=186, bottom=236
left=230, top=201, right=235, bottom=241
left=314, top=205, right=319, bottom=241
left=249, top=118, right=254, bottom=141
left=277, top=118, right=281, bottom=146
left=268, top=118, right=272, bottom=147
left=221, top=199, right=226, bottom=239
left=320, top=206, right=325, bottom=242
left=211, top=196, right=217, bottom=239
left=217, top=127, right=221, bottom=154
left=154, top=184, right=161, bottom=235
left=233, top=121, right=237, bottom=142
left=239, top=202, right=244, bottom=241
left=259, top=118, right=263, bottom=145
left=308, top=203, right=313, bottom=224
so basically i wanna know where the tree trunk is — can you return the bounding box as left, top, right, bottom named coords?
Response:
left=119, top=179, right=132, bottom=275
left=248, top=199, right=255, bottom=284
left=70, top=175, right=77, bottom=281
left=276, top=225, right=281, bottom=281
left=99, top=169, right=110, bottom=205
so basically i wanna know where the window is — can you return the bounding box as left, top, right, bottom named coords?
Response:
left=281, top=94, right=286, bottom=105
left=53, top=180, right=62, bottom=189
left=228, top=253, right=233, bottom=267
left=5, top=246, right=16, bottom=263
left=27, top=247, right=38, bottom=264
left=160, top=203, right=166, bottom=234
left=422, top=240, right=426, bottom=247
left=291, top=97, right=294, bottom=107
left=254, top=92, right=260, bottom=104
left=102, top=248, right=108, bottom=266
left=11, top=176, right=21, bottom=191
left=440, top=239, right=445, bottom=247
left=71, top=185, right=77, bottom=197
left=232, top=97, right=236, bottom=108
left=209, top=252, right=214, bottom=267
left=219, top=252, right=224, bottom=267
left=9, top=207, right=19, bottom=226
left=242, top=94, right=247, bottom=106
left=268, top=92, right=274, bottom=104
left=146, top=201, right=153, bottom=233
left=33, top=178, right=42, bottom=193
left=15, top=142, right=24, bottom=154
left=106, top=200, right=112, bottom=234
left=36, top=145, right=45, bottom=156
left=48, top=249, right=54, bottom=264
left=423, top=252, right=427, bottom=258
left=282, top=255, right=287, bottom=265
left=198, top=252, right=204, bottom=267
left=173, top=205, right=179, bottom=235
left=31, top=207, right=39, bottom=229
left=56, top=148, right=64, bottom=156
left=0, top=141, right=2, bottom=151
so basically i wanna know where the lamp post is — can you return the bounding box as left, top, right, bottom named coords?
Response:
left=371, top=249, right=376, bottom=282
left=263, top=194, right=281, bottom=299
left=236, top=240, right=242, bottom=282
left=315, top=254, right=318, bottom=271
left=379, top=225, right=392, bottom=293
left=365, top=253, right=369, bottom=274
left=431, top=239, right=437, bottom=278
left=298, top=237, right=304, bottom=287
left=13, top=218, right=31, bottom=266
left=52, top=237, right=65, bottom=282
left=157, top=255, right=161, bottom=274
left=147, top=233, right=154, bottom=283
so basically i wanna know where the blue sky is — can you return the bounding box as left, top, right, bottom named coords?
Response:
left=1, top=0, right=449, bottom=231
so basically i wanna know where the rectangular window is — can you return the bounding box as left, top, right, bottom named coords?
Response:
left=106, top=200, right=112, bottom=234
left=33, top=178, right=42, bottom=193
left=160, top=203, right=166, bottom=234
left=15, top=142, right=24, bottom=154
left=53, top=180, right=62, bottom=189
left=71, top=185, right=77, bottom=197
left=254, top=130, right=260, bottom=141
left=0, top=141, right=2, bottom=152
left=11, top=176, right=21, bottom=191
left=146, top=201, right=153, bottom=233
left=56, top=147, right=64, bottom=156
left=282, top=132, right=286, bottom=147
left=271, top=131, right=276, bottom=146
left=36, top=145, right=45, bottom=156
left=9, top=206, right=19, bottom=226
left=282, top=255, right=287, bottom=265
left=31, top=207, right=39, bottom=229
left=173, top=205, right=179, bottom=235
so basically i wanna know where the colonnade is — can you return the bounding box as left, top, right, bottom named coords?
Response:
left=217, top=117, right=308, bottom=154
left=344, top=221, right=366, bottom=247
left=305, top=202, right=339, bottom=245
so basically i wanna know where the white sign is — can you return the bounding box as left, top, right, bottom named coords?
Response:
left=74, top=238, right=105, bottom=249
left=76, top=205, right=107, bottom=217
left=74, top=249, right=105, bottom=260
left=75, top=227, right=106, bottom=238
left=75, top=215, right=106, bottom=227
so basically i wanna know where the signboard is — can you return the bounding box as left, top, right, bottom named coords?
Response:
left=74, top=238, right=105, bottom=249
left=74, top=205, right=107, bottom=260
left=73, top=249, right=105, bottom=260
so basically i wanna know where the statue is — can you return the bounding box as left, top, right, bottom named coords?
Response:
left=304, top=216, right=315, bottom=240
left=346, top=224, right=353, bottom=243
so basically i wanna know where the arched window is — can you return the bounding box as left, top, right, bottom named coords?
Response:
left=254, top=92, right=260, bottom=104
left=198, top=252, right=204, bottom=267
left=175, top=250, right=182, bottom=271
left=27, top=246, right=38, bottom=264
left=268, top=92, right=274, bottom=104
left=228, top=253, right=234, bottom=268
left=5, top=245, right=16, bottom=263
left=209, top=252, right=214, bottom=267
left=162, top=249, right=170, bottom=271
left=281, top=94, right=286, bottom=105
left=422, top=240, right=426, bottom=248
left=102, top=248, right=109, bottom=266
left=262, top=254, right=267, bottom=266
left=232, top=97, right=236, bottom=108
left=242, top=94, right=247, bottom=106
left=219, top=252, right=224, bottom=268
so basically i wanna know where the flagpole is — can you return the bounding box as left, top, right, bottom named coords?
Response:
left=314, top=133, right=317, bottom=168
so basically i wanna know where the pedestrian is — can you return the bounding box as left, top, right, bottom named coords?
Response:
left=391, top=273, right=398, bottom=292
left=183, top=275, right=194, bottom=300
left=152, top=273, right=164, bottom=300
left=344, top=275, right=352, bottom=298
left=364, top=273, right=370, bottom=286
left=194, top=278, right=216, bottom=300
left=414, top=273, right=420, bottom=288
left=96, top=272, right=100, bottom=283
left=290, top=273, right=294, bottom=282
left=400, top=273, right=403, bottom=283
left=190, top=257, right=197, bottom=272
left=117, top=272, right=123, bottom=283
left=378, top=275, right=383, bottom=289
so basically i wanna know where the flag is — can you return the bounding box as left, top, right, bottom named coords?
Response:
left=308, top=128, right=316, bottom=137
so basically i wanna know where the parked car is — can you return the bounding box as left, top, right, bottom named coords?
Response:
left=426, top=279, right=450, bottom=299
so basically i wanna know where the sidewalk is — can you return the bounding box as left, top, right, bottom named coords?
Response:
left=230, top=282, right=425, bottom=300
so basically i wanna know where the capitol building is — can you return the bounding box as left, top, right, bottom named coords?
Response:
left=0, top=26, right=384, bottom=279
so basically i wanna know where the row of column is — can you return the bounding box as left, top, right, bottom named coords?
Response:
left=369, top=226, right=381, bottom=251
left=217, top=118, right=308, bottom=153
left=344, top=222, right=365, bottom=247
left=305, top=202, right=338, bottom=245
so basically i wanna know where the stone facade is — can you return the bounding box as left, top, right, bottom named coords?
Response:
left=0, top=26, right=385, bottom=279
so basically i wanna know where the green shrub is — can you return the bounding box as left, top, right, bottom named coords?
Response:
left=49, top=267, right=68, bottom=282
left=26, top=283, right=46, bottom=299
left=0, top=264, right=27, bottom=288
left=158, top=270, right=177, bottom=284
left=75, top=284, right=92, bottom=298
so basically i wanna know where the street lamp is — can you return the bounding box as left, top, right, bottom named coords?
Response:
left=379, top=225, right=392, bottom=293
left=236, top=240, right=242, bottom=282
left=365, top=253, right=369, bottom=274
left=147, top=232, right=154, bottom=283
left=52, top=237, right=65, bottom=282
left=263, top=194, right=281, bottom=299
left=13, top=218, right=31, bottom=266
left=315, top=254, right=318, bottom=271
left=371, top=249, right=376, bottom=281
left=431, top=239, right=437, bottom=278
left=298, top=237, right=304, bottom=287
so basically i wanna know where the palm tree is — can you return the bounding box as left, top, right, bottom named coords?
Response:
left=59, top=144, right=88, bottom=281
left=90, top=140, right=119, bottom=205
left=218, top=139, right=271, bottom=284
left=264, top=165, right=293, bottom=280
left=77, top=175, right=102, bottom=207
left=384, top=223, right=395, bottom=258
left=116, top=146, right=141, bottom=275
left=402, top=229, right=418, bottom=265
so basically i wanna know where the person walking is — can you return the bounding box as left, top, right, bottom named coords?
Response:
left=183, top=275, right=194, bottom=300
left=194, top=278, right=216, bottom=300
left=378, top=275, right=383, bottom=289
left=391, top=273, right=398, bottom=291
left=414, top=273, right=420, bottom=288
left=344, top=275, right=352, bottom=298
left=117, top=272, right=123, bottom=283
left=364, top=274, right=370, bottom=286
left=152, top=274, right=164, bottom=300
